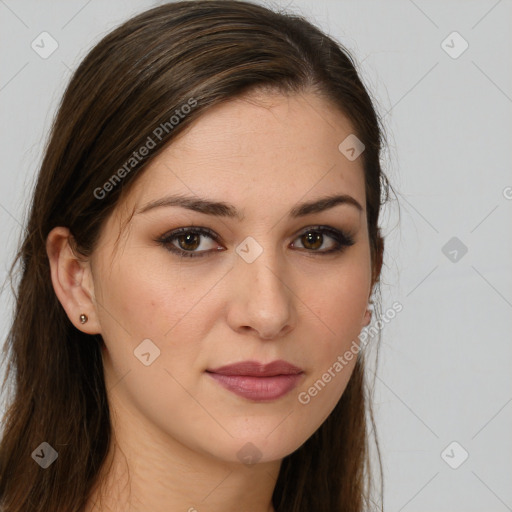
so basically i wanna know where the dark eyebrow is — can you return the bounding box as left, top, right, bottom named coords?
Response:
left=135, top=193, right=363, bottom=220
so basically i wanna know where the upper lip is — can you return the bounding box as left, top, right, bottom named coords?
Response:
left=206, top=360, right=303, bottom=377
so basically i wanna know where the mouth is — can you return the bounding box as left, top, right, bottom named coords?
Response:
left=205, top=360, right=304, bottom=401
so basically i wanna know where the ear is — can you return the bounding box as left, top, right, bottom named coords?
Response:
left=46, top=226, right=101, bottom=334
left=361, top=232, right=384, bottom=328
left=360, top=307, right=370, bottom=327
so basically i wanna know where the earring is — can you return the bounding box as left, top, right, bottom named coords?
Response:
left=364, top=303, right=373, bottom=325
left=79, top=313, right=88, bottom=324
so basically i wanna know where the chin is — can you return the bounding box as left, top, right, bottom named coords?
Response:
left=203, top=429, right=308, bottom=466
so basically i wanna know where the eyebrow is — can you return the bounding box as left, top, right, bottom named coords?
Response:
left=135, top=193, right=363, bottom=220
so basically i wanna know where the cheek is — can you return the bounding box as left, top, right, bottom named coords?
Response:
left=96, top=252, right=221, bottom=383
left=102, top=255, right=201, bottom=335
left=95, top=257, right=209, bottom=417
left=298, top=257, right=369, bottom=397
left=309, top=264, right=369, bottom=339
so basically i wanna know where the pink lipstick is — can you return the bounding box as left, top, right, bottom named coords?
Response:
left=206, top=360, right=304, bottom=401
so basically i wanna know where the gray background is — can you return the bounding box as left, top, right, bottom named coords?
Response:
left=1, top=1, right=511, bottom=511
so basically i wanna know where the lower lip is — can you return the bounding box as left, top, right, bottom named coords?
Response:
left=206, top=372, right=304, bottom=401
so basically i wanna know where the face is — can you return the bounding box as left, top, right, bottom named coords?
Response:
left=84, top=90, right=373, bottom=464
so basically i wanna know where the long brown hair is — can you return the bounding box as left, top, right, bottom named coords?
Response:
left=0, top=1, right=393, bottom=510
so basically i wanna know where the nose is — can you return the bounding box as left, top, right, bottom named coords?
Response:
left=226, top=244, right=296, bottom=340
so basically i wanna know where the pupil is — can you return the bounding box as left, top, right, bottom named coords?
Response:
left=179, top=233, right=200, bottom=250
left=303, top=232, right=322, bottom=250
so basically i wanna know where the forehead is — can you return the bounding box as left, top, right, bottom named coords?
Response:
left=111, top=90, right=366, bottom=232
left=163, top=90, right=359, bottom=167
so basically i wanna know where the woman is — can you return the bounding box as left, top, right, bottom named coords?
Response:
left=0, top=1, right=394, bottom=510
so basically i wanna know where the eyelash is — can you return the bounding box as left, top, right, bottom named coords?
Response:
left=156, top=225, right=355, bottom=259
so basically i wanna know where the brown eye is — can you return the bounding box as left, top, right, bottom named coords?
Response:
left=291, top=226, right=355, bottom=254
left=176, top=233, right=201, bottom=251
left=158, top=225, right=355, bottom=259
left=301, top=231, right=323, bottom=250
left=158, top=227, right=221, bottom=258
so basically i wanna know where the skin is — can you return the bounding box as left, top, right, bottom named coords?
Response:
left=46, top=90, right=377, bottom=512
